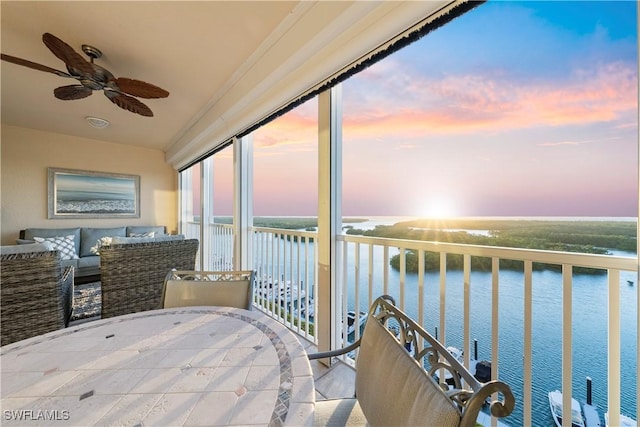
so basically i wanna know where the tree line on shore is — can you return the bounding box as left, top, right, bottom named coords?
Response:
left=345, top=219, right=637, bottom=275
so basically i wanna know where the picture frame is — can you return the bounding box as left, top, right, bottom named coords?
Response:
left=48, top=167, right=140, bottom=219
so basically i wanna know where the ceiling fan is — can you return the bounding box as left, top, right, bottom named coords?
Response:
left=1, top=32, right=169, bottom=117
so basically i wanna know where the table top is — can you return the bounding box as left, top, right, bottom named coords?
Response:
left=1, top=307, right=315, bottom=426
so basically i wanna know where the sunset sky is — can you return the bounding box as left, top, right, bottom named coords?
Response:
left=218, top=1, right=638, bottom=218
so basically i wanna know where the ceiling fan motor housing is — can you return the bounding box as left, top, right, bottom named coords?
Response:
left=70, top=62, right=115, bottom=91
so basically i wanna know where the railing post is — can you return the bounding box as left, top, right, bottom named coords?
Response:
left=562, top=264, right=572, bottom=427
left=608, top=269, right=621, bottom=427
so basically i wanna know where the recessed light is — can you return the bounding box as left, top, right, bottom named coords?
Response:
left=85, top=116, right=110, bottom=129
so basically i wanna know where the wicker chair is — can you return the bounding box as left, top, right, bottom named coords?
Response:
left=99, top=239, right=199, bottom=318
left=162, top=270, right=255, bottom=310
left=1, top=249, right=74, bottom=346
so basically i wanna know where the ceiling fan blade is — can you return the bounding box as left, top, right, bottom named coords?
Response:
left=42, top=33, right=93, bottom=75
left=114, top=78, right=169, bottom=99
left=1, top=53, right=71, bottom=77
left=104, top=91, right=153, bottom=117
left=54, top=85, right=93, bottom=100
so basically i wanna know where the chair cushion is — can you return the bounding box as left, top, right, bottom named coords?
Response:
left=0, top=242, right=53, bottom=255
left=314, top=399, right=367, bottom=427
left=78, top=256, right=100, bottom=268
left=111, top=234, right=185, bottom=244
left=355, top=316, right=461, bottom=427
left=16, top=238, right=35, bottom=245
left=163, top=278, right=251, bottom=309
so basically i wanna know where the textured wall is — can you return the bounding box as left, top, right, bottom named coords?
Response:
left=1, top=125, right=178, bottom=245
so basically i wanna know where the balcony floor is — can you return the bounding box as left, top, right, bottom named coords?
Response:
left=300, top=339, right=356, bottom=401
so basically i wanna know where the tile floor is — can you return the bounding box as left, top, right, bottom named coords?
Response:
left=299, top=339, right=356, bottom=402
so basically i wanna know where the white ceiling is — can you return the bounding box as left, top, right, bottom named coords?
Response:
left=1, top=1, right=304, bottom=152
left=1, top=1, right=462, bottom=167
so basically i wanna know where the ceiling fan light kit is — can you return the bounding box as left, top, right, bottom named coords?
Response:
left=1, top=33, right=169, bottom=117
left=85, top=116, right=110, bottom=129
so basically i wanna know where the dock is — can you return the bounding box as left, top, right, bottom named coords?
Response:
left=583, top=403, right=602, bottom=427
left=477, top=411, right=510, bottom=427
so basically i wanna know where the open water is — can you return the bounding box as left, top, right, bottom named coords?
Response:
left=264, top=216, right=638, bottom=426
left=337, top=217, right=638, bottom=426
left=343, top=248, right=637, bottom=426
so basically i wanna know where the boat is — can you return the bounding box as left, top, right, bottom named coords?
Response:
left=605, top=412, right=637, bottom=427
left=436, top=347, right=490, bottom=387
left=293, top=297, right=315, bottom=319
left=548, top=390, right=586, bottom=427
left=346, top=310, right=367, bottom=335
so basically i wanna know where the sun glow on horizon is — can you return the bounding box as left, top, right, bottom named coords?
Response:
left=418, top=196, right=460, bottom=219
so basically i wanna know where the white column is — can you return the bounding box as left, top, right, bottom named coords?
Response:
left=317, top=85, right=342, bottom=358
left=234, top=135, right=253, bottom=271
left=201, top=157, right=213, bottom=270
left=178, top=169, right=190, bottom=236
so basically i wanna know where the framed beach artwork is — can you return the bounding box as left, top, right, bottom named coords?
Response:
left=48, top=168, right=140, bottom=219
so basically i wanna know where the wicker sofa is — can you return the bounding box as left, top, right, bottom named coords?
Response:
left=18, top=226, right=166, bottom=283
left=0, top=244, right=74, bottom=346
left=100, top=238, right=200, bottom=318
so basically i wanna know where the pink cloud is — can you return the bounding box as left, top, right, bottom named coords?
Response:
left=253, top=111, right=317, bottom=151
left=343, top=60, right=637, bottom=139
left=249, top=58, right=636, bottom=154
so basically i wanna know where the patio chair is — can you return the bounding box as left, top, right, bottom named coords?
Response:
left=99, top=239, right=199, bottom=318
left=308, top=295, right=515, bottom=427
left=162, top=270, right=255, bottom=310
left=1, top=246, right=74, bottom=346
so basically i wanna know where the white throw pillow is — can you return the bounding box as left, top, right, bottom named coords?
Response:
left=33, top=235, right=79, bottom=260
left=90, top=236, right=113, bottom=255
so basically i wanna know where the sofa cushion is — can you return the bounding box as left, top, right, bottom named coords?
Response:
left=78, top=256, right=100, bottom=269
left=0, top=243, right=53, bottom=255
left=126, top=226, right=166, bottom=236
left=33, top=235, right=79, bottom=260
left=80, top=227, right=126, bottom=257
left=60, top=258, right=79, bottom=270
left=77, top=256, right=101, bottom=276
left=24, top=228, right=81, bottom=256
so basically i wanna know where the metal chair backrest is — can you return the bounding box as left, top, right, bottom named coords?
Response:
left=162, top=270, right=255, bottom=310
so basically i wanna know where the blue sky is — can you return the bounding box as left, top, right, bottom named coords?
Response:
left=247, top=1, right=638, bottom=218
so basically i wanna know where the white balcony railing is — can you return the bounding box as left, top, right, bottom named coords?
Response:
left=252, top=226, right=318, bottom=343
left=195, top=222, right=637, bottom=427
left=183, top=221, right=235, bottom=271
